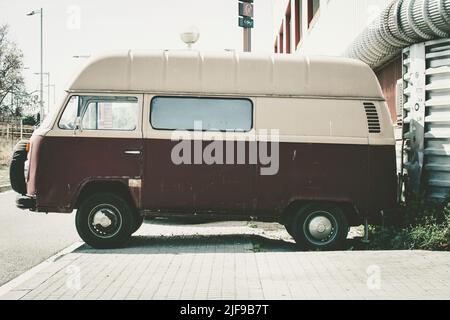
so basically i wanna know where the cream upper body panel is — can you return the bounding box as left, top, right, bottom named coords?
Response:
left=42, top=51, right=394, bottom=146
left=255, top=98, right=394, bottom=146
left=67, top=50, right=384, bottom=100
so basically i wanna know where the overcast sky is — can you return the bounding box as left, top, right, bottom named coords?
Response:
left=0, top=0, right=275, bottom=110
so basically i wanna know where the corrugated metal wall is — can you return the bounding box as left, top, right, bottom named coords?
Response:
left=403, top=38, right=450, bottom=200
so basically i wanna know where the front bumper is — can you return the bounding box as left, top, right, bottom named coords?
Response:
left=16, top=195, right=36, bottom=210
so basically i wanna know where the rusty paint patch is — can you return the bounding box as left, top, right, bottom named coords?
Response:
left=128, top=178, right=142, bottom=188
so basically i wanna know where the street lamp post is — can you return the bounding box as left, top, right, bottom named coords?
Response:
left=27, top=8, right=44, bottom=121
left=34, top=72, right=50, bottom=115
left=46, top=84, right=56, bottom=105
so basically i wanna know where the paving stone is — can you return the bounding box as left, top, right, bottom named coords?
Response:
left=1, top=222, right=450, bottom=300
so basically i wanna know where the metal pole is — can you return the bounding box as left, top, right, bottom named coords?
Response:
left=243, top=28, right=251, bottom=52
left=47, top=73, right=50, bottom=114
left=248, top=28, right=251, bottom=52
left=40, top=8, right=44, bottom=121
left=362, top=218, right=369, bottom=244
left=40, top=9, right=44, bottom=118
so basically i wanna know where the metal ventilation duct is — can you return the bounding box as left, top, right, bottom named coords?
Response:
left=345, top=0, right=450, bottom=69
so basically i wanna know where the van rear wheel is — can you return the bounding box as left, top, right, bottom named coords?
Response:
left=76, top=193, right=133, bottom=249
left=291, top=203, right=348, bottom=251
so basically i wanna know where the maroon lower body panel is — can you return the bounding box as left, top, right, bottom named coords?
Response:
left=32, top=136, right=142, bottom=212
left=141, top=139, right=397, bottom=224
left=368, top=145, right=398, bottom=222
left=31, top=135, right=397, bottom=225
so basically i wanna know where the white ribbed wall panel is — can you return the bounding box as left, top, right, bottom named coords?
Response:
left=403, top=38, right=450, bottom=200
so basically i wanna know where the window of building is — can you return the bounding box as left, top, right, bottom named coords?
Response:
left=307, top=0, right=320, bottom=28
left=285, top=3, right=291, bottom=54
left=295, top=0, right=303, bottom=48
left=150, top=96, right=253, bottom=132
left=58, top=95, right=138, bottom=131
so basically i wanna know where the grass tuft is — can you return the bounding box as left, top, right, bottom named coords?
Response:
left=369, top=197, right=450, bottom=251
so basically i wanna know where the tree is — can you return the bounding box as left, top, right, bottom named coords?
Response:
left=0, top=24, right=33, bottom=119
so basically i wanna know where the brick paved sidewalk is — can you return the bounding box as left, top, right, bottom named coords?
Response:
left=1, top=220, right=449, bottom=300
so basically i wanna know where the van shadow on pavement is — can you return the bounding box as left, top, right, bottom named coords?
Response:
left=75, top=218, right=367, bottom=254
left=75, top=234, right=367, bottom=254
left=76, top=234, right=296, bottom=254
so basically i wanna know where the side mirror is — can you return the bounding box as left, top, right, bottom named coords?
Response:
left=73, top=116, right=82, bottom=135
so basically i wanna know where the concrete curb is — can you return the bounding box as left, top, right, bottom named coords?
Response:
left=0, top=185, right=11, bottom=193
left=0, top=241, right=84, bottom=299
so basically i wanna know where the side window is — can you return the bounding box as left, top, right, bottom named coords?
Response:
left=150, top=97, right=253, bottom=132
left=81, top=98, right=138, bottom=131
left=58, top=96, right=138, bottom=131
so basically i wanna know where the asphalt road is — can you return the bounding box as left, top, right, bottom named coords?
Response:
left=0, top=191, right=79, bottom=286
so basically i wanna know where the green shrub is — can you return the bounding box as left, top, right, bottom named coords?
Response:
left=22, top=115, right=37, bottom=126
left=369, top=197, right=450, bottom=251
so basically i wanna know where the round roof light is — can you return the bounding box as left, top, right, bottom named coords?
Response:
left=180, top=26, right=200, bottom=49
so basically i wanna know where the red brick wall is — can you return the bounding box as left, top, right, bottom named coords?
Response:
left=375, top=56, right=402, bottom=123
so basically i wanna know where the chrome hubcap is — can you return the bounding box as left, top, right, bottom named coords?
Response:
left=93, top=210, right=113, bottom=228
left=308, top=216, right=333, bottom=240
left=88, top=204, right=122, bottom=239
left=303, top=210, right=338, bottom=246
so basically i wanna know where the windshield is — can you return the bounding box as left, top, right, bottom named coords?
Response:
left=39, top=109, right=57, bottom=129
left=38, top=93, right=69, bottom=130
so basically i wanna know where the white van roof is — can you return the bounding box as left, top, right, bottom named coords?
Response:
left=68, top=50, right=384, bottom=100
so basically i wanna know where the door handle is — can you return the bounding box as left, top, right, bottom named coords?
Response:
left=124, top=150, right=141, bottom=155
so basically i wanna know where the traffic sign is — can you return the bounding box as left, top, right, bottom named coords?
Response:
left=239, top=16, right=254, bottom=28
left=239, top=0, right=253, bottom=52
left=239, top=2, right=253, bottom=17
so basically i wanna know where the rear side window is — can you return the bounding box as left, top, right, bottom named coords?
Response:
left=150, top=96, right=253, bottom=132
left=58, top=96, right=138, bottom=131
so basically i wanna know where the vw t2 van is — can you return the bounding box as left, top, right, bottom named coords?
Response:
left=10, top=51, right=397, bottom=250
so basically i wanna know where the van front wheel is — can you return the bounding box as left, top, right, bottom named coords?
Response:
left=131, top=215, right=144, bottom=234
left=76, top=193, right=133, bottom=249
left=291, top=203, right=348, bottom=251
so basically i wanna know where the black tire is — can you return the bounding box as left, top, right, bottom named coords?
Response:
left=76, top=193, right=134, bottom=249
left=9, top=140, right=28, bottom=195
left=131, top=215, right=144, bottom=234
left=291, top=203, right=348, bottom=251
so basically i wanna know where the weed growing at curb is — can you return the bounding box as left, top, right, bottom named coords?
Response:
left=369, top=196, right=450, bottom=251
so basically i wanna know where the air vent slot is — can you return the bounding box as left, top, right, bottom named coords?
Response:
left=363, top=102, right=381, bottom=133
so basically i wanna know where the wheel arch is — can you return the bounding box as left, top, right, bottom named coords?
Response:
left=74, top=179, right=137, bottom=210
